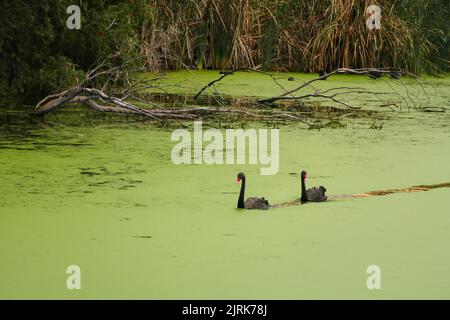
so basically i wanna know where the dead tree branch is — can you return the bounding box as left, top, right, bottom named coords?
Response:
left=35, top=55, right=438, bottom=127
left=256, top=68, right=416, bottom=107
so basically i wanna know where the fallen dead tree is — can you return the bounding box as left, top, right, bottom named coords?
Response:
left=34, top=55, right=434, bottom=124
left=35, top=85, right=315, bottom=124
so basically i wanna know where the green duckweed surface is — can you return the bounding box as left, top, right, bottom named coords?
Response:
left=0, top=71, right=449, bottom=299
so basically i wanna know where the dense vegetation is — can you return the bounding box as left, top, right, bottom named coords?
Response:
left=0, top=0, right=448, bottom=102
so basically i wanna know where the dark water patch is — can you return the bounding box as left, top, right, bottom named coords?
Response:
left=48, top=142, right=95, bottom=147
left=0, top=146, right=41, bottom=151
left=118, top=178, right=143, bottom=184
left=118, top=185, right=136, bottom=190
left=0, top=140, right=94, bottom=151
left=80, top=171, right=101, bottom=177
left=88, top=181, right=112, bottom=186
left=77, top=166, right=145, bottom=192
left=132, top=235, right=152, bottom=239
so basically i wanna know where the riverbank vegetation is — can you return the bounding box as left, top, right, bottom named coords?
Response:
left=0, top=0, right=448, bottom=103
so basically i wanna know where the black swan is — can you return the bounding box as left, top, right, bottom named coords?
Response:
left=236, top=172, right=270, bottom=210
left=300, top=170, right=327, bottom=203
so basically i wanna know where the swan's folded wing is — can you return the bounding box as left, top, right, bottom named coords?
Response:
left=306, top=187, right=327, bottom=202
left=244, top=197, right=270, bottom=210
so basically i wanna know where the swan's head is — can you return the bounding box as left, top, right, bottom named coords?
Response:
left=236, top=172, right=245, bottom=183
left=301, top=170, right=308, bottom=181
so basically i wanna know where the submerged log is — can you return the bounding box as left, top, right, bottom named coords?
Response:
left=35, top=87, right=83, bottom=115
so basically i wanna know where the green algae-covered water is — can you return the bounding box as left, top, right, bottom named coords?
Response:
left=0, top=72, right=449, bottom=299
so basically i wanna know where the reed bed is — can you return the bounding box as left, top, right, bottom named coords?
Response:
left=135, top=0, right=448, bottom=73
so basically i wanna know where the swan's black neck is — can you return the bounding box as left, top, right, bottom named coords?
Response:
left=301, top=176, right=308, bottom=203
left=238, top=177, right=246, bottom=209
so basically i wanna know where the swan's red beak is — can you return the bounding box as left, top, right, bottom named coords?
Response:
left=236, top=178, right=241, bottom=183
left=305, top=174, right=308, bottom=181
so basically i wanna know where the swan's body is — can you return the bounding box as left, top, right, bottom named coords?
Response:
left=243, top=197, right=269, bottom=209
left=305, top=186, right=327, bottom=202
left=300, top=171, right=327, bottom=203
left=237, top=172, right=270, bottom=210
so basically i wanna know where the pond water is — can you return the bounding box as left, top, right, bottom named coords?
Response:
left=0, top=72, right=449, bottom=299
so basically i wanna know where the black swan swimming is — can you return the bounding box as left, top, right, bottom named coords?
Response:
left=300, top=170, right=327, bottom=203
left=236, top=172, right=270, bottom=210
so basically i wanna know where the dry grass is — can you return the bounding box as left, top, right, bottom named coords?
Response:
left=136, top=0, right=438, bottom=73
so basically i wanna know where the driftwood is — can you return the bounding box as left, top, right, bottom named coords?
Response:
left=34, top=87, right=316, bottom=123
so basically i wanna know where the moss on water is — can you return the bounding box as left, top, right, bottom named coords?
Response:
left=0, top=73, right=449, bottom=299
